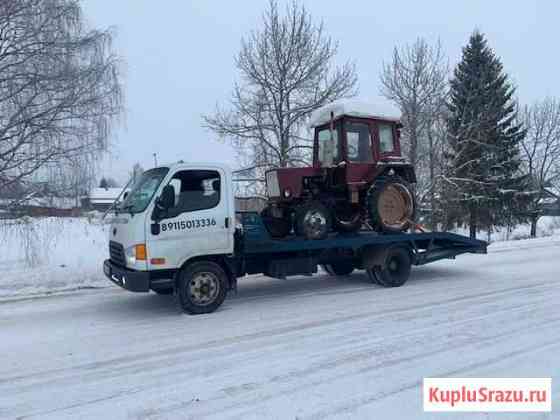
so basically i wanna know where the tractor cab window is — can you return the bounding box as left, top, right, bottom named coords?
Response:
left=346, top=122, right=373, bottom=163
left=317, top=127, right=340, bottom=166
left=165, top=170, right=221, bottom=216
left=379, top=123, right=395, bottom=153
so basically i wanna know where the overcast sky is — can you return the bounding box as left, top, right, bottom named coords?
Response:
left=82, top=0, right=559, bottom=183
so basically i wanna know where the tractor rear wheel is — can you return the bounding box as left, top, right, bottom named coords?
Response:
left=295, top=201, right=331, bottom=240
left=367, top=176, right=415, bottom=233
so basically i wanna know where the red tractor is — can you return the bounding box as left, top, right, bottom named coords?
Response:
left=262, top=102, right=417, bottom=240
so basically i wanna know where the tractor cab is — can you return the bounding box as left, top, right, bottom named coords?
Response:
left=311, top=104, right=404, bottom=168
left=263, top=101, right=416, bottom=240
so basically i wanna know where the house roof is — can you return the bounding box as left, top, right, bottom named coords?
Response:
left=89, top=188, right=122, bottom=202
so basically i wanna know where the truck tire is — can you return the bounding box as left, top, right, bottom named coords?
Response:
left=333, top=203, right=363, bottom=233
left=367, top=176, right=415, bottom=233
left=367, top=246, right=411, bottom=287
left=295, top=201, right=331, bottom=240
left=177, top=261, right=228, bottom=314
left=261, top=206, right=292, bottom=238
left=322, top=261, right=355, bottom=276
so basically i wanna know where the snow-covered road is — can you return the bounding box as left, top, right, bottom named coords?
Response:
left=1, top=239, right=559, bottom=419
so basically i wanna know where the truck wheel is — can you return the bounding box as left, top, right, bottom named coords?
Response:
left=322, top=261, right=355, bottom=276
left=177, top=261, right=228, bottom=314
left=367, top=176, right=415, bottom=233
left=261, top=206, right=292, bottom=238
left=367, top=247, right=411, bottom=287
left=334, top=204, right=362, bottom=233
left=295, top=201, right=331, bottom=240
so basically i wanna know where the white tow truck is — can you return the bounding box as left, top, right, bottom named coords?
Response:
left=103, top=161, right=486, bottom=315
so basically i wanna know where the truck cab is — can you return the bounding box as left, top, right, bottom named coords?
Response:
left=106, top=162, right=235, bottom=296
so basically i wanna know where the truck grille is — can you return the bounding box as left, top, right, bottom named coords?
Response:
left=109, top=241, right=126, bottom=267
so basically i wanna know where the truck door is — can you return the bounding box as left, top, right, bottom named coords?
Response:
left=146, top=167, right=233, bottom=270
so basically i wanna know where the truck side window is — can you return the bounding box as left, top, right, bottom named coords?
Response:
left=165, top=170, right=221, bottom=217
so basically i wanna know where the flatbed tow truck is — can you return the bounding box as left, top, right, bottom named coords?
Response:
left=104, top=162, right=487, bottom=314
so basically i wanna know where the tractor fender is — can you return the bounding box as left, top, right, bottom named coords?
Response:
left=380, top=164, right=417, bottom=184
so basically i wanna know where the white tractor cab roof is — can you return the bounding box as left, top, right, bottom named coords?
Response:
left=308, top=99, right=401, bottom=128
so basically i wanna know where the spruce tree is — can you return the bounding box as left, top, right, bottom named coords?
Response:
left=446, top=31, right=527, bottom=239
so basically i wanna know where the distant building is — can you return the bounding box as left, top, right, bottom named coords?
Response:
left=235, top=196, right=267, bottom=212
left=83, top=187, right=123, bottom=211
left=0, top=180, right=79, bottom=218
left=539, top=187, right=560, bottom=216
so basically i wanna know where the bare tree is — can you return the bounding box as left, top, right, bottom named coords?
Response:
left=380, top=38, right=448, bottom=167
left=422, top=107, right=450, bottom=228
left=203, top=0, right=357, bottom=179
left=130, top=162, right=144, bottom=184
left=379, top=38, right=448, bottom=227
left=0, top=0, right=123, bottom=196
left=521, top=97, right=560, bottom=237
left=42, top=155, right=97, bottom=206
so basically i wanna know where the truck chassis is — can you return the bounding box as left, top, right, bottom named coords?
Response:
left=104, top=212, right=487, bottom=314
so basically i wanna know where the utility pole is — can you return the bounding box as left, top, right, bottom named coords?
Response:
left=153, top=153, right=158, bottom=167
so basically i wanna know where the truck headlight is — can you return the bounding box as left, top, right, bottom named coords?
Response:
left=125, top=244, right=147, bottom=266
left=125, top=246, right=136, bottom=265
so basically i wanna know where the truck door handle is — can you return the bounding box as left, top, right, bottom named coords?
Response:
left=225, top=217, right=229, bottom=228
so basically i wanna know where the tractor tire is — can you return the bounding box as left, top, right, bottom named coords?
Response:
left=295, top=201, right=331, bottom=240
left=261, top=206, right=292, bottom=238
left=333, top=203, right=363, bottom=233
left=367, top=176, right=415, bottom=233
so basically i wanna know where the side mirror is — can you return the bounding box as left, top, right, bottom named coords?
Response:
left=158, top=184, right=175, bottom=211
left=152, top=184, right=175, bottom=221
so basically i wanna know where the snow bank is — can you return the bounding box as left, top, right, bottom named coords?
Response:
left=308, top=99, right=401, bottom=128
left=452, top=216, right=560, bottom=243
left=0, top=216, right=109, bottom=298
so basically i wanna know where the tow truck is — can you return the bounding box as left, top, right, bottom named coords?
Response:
left=103, top=161, right=487, bottom=314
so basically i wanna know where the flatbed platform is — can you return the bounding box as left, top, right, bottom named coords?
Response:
left=237, top=212, right=487, bottom=266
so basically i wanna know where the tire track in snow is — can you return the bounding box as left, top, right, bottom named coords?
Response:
left=123, top=299, right=560, bottom=419
left=1, top=280, right=557, bottom=391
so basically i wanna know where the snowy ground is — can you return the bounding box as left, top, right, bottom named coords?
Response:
left=0, top=235, right=558, bottom=418
left=0, top=216, right=108, bottom=298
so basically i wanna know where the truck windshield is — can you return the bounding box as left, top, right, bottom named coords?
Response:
left=119, top=167, right=169, bottom=213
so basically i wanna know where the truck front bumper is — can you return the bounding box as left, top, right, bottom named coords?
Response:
left=103, top=259, right=150, bottom=292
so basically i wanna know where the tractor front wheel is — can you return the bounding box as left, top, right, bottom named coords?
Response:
left=295, top=201, right=331, bottom=240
